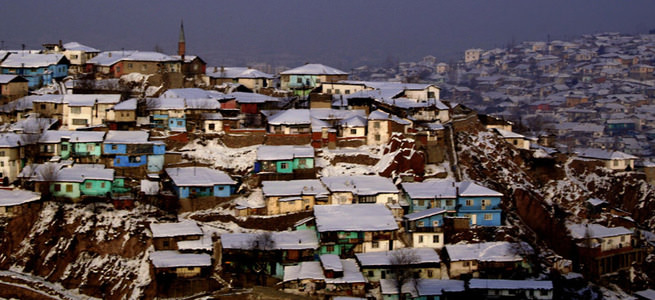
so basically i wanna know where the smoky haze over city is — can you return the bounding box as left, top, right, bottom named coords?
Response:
left=2, top=0, right=655, bottom=69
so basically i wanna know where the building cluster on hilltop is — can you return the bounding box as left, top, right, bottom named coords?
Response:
left=0, top=27, right=654, bottom=299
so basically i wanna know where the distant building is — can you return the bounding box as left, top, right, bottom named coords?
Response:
left=0, top=75, right=28, bottom=104
left=0, top=53, right=69, bottom=89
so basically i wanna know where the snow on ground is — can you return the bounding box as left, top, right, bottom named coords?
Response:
left=320, top=145, right=383, bottom=160
left=233, top=189, right=265, bottom=209
left=320, top=163, right=376, bottom=177
left=0, top=269, right=98, bottom=300
left=181, top=139, right=258, bottom=172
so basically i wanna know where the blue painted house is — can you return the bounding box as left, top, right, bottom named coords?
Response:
left=165, top=167, right=236, bottom=199
left=147, top=98, right=187, bottom=132
left=0, top=53, right=69, bottom=89
left=455, top=181, right=503, bottom=227
left=402, top=180, right=502, bottom=227
left=403, top=207, right=447, bottom=249
left=103, top=130, right=165, bottom=174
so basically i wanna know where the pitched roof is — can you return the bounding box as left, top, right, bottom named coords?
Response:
left=206, top=67, right=274, bottom=79
left=149, top=251, right=211, bottom=268
left=0, top=53, right=67, bottom=68
left=567, top=223, right=632, bottom=239
left=220, top=230, right=319, bottom=250
left=166, top=167, right=236, bottom=186
left=575, top=148, right=638, bottom=160
left=262, top=179, right=328, bottom=197
left=55, top=165, right=114, bottom=182
left=149, top=220, right=203, bottom=238
left=403, top=207, right=448, bottom=221
left=314, top=204, right=398, bottom=232
left=0, top=74, right=27, bottom=84
left=256, top=145, right=314, bottom=160
left=0, top=189, right=41, bottom=207
left=355, top=248, right=441, bottom=267
left=280, top=63, right=347, bottom=75
left=320, top=175, right=398, bottom=196
left=104, top=130, right=149, bottom=144
left=63, top=42, right=100, bottom=52
left=468, top=279, right=553, bottom=290
left=267, top=109, right=311, bottom=125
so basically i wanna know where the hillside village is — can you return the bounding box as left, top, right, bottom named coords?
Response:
left=0, top=28, right=654, bottom=300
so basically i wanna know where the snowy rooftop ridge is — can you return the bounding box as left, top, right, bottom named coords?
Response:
left=256, top=145, right=314, bottom=160
left=149, top=220, right=203, bottom=238
left=0, top=189, right=41, bottom=207
left=149, top=251, right=211, bottom=268
left=280, top=63, right=347, bottom=75
left=220, top=230, right=319, bottom=250
left=165, top=167, right=236, bottom=187
left=575, top=147, right=638, bottom=160
left=320, top=175, right=398, bottom=196
left=355, top=247, right=441, bottom=266
left=261, top=179, right=329, bottom=197
left=313, top=204, right=398, bottom=232
left=0, top=53, right=67, bottom=68
left=445, top=241, right=533, bottom=262
left=567, top=223, right=632, bottom=240
left=468, top=279, right=553, bottom=290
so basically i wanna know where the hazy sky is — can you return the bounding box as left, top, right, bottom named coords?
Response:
left=2, top=1, right=655, bottom=70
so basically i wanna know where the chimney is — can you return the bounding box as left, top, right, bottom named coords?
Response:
left=214, top=66, right=218, bottom=72
left=178, top=20, right=186, bottom=61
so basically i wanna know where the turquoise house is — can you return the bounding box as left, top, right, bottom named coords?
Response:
left=0, top=53, right=69, bottom=89
left=65, top=132, right=105, bottom=162
left=166, top=167, right=236, bottom=199
left=254, top=145, right=314, bottom=174
left=50, top=165, right=114, bottom=201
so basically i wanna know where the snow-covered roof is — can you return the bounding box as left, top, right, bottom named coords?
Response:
left=314, top=204, right=398, bottom=232
left=309, top=108, right=367, bottom=121
left=140, top=179, right=159, bottom=195
left=320, top=175, right=398, bottom=196
left=324, top=259, right=366, bottom=284
left=403, top=207, right=448, bottom=221
left=206, top=67, right=274, bottom=79
left=567, top=223, right=632, bottom=240
left=166, top=167, right=236, bottom=187
left=146, top=98, right=185, bottom=110
left=416, top=279, right=466, bottom=295
left=280, top=63, right=347, bottom=75
left=341, top=115, right=367, bottom=127
left=177, top=234, right=214, bottom=252
left=267, top=109, right=311, bottom=125
left=63, top=42, right=100, bottom=52
left=0, top=133, right=26, bottom=147
left=445, top=242, right=533, bottom=262
left=185, top=98, right=221, bottom=110
left=112, top=99, right=137, bottom=111
left=149, top=220, right=203, bottom=238
left=468, top=279, right=553, bottom=290
left=55, top=165, right=114, bottom=182
left=635, top=289, right=655, bottom=300
left=229, top=92, right=279, bottom=104
left=0, top=53, right=67, bottom=68
left=262, top=179, right=328, bottom=197
left=0, top=74, right=27, bottom=84
left=221, top=230, right=318, bottom=250
left=58, top=131, right=105, bottom=143
left=0, top=189, right=41, bottom=207
left=256, top=145, right=314, bottom=160
left=494, top=128, right=526, bottom=139
left=104, top=130, right=149, bottom=144
left=402, top=180, right=458, bottom=199
left=149, top=251, right=211, bottom=268
left=319, top=254, right=343, bottom=272
left=368, top=110, right=411, bottom=125
left=380, top=279, right=417, bottom=296
left=64, top=94, right=121, bottom=106
left=575, top=148, right=638, bottom=160
left=161, top=88, right=229, bottom=100
left=457, top=181, right=503, bottom=197
left=586, top=198, right=607, bottom=207
left=283, top=261, right=325, bottom=282
left=355, top=248, right=441, bottom=267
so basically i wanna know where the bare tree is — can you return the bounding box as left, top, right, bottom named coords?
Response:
left=389, top=248, right=420, bottom=299
left=249, top=232, right=276, bottom=285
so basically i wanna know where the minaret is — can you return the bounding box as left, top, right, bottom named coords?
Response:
left=178, top=20, right=186, bottom=61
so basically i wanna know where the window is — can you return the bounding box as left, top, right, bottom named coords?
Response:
left=280, top=162, right=289, bottom=169
left=0, top=161, right=3, bottom=167
left=621, top=235, right=626, bottom=242
left=350, top=129, right=357, bottom=134
left=177, top=121, right=183, bottom=126
left=326, top=89, right=332, bottom=93
left=463, top=261, right=470, bottom=267
left=85, top=182, right=92, bottom=189
left=61, top=145, right=68, bottom=151
left=72, top=119, right=87, bottom=125
left=433, top=220, right=439, bottom=227
left=418, top=235, right=424, bottom=243
left=208, top=123, right=215, bottom=130
left=129, top=156, right=141, bottom=163
left=471, top=261, right=477, bottom=266
left=375, top=134, right=381, bottom=141
left=418, top=200, right=425, bottom=207
left=66, top=184, right=73, bottom=192
left=326, top=245, right=334, bottom=252
left=345, top=89, right=350, bottom=94
left=86, top=144, right=94, bottom=152
left=71, top=54, right=78, bottom=59
left=465, top=199, right=474, bottom=206
left=127, top=63, right=133, bottom=69
left=296, top=77, right=302, bottom=83
left=141, top=64, right=147, bottom=71
left=0, top=151, right=4, bottom=156
left=163, top=240, right=170, bottom=248
left=427, top=270, right=433, bottom=278
left=484, top=213, right=493, bottom=220
left=381, top=271, right=386, bottom=279
left=417, top=221, right=425, bottom=227
left=613, top=160, right=619, bottom=167
left=335, top=89, right=340, bottom=94
left=373, top=122, right=380, bottom=129
left=367, top=270, right=374, bottom=277
left=101, top=182, right=106, bottom=188
left=218, top=186, right=224, bottom=191
left=40, top=104, right=46, bottom=110
left=428, top=91, right=435, bottom=98
left=481, top=199, right=491, bottom=207
left=54, top=184, right=61, bottom=191
left=607, top=239, right=612, bottom=245
left=71, top=107, right=81, bottom=114
left=433, top=235, right=440, bottom=243
left=372, top=241, right=379, bottom=248
left=111, top=145, right=118, bottom=150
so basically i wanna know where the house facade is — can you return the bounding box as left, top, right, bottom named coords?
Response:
left=0, top=53, right=69, bottom=89
left=0, top=75, right=28, bottom=104
left=166, top=167, right=236, bottom=199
